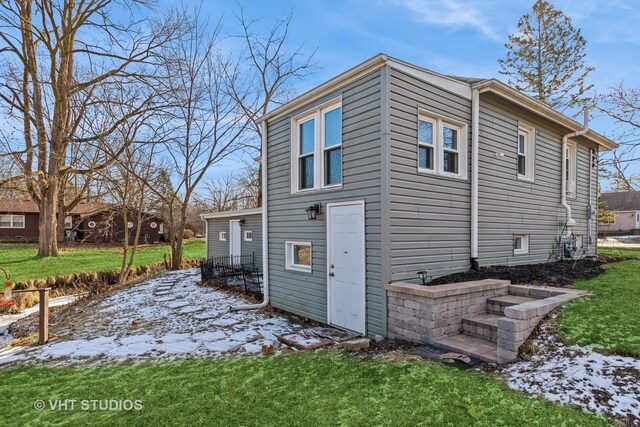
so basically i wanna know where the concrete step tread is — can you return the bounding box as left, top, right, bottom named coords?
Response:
left=487, top=295, right=538, bottom=306
left=461, top=313, right=502, bottom=329
left=433, top=334, right=498, bottom=364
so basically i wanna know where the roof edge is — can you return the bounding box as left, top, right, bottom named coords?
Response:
left=201, top=208, right=262, bottom=220
left=473, top=79, right=617, bottom=151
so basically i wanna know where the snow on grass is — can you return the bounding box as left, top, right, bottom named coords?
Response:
left=501, top=313, right=640, bottom=422
left=0, top=269, right=300, bottom=366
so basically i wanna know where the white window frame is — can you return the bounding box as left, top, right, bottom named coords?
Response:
left=513, top=234, right=529, bottom=255
left=64, top=216, right=73, bottom=229
left=291, top=97, right=343, bottom=193
left=565, top=141, right=577, bottom=198
left=219, top=231, right=227, bottom=241
left=417, top=109, right=468, bottom=180
left=0, top=214, right=25, bottom=229
left=244, top=230, right=253, bottom=242
left=517, top=123, right=535, bottom=182
left=285, top=241, right=312, bottom=273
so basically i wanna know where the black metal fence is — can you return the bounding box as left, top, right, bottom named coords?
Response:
left=200, top=253, right=262, bottom=297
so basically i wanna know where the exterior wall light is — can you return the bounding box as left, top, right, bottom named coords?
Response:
left=305, top=204, right=322, bottom=220
left=417, top=271, right=431, bottom=285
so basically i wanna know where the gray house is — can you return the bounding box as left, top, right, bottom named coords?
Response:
left=202, top=208, right=263, bottom=272
left=254, top=53, right=615, bottom=341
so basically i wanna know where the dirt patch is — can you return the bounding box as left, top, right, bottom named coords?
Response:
left=429, top=256, right=620, bottom=288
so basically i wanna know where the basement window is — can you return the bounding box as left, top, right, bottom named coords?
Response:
left=285, top=241, right=312, bottom=273
left=514, top=234, right=529, bottom=255
left=219, top=231, right=227, bottom=241
left=244, top=230, right=253, bottom=242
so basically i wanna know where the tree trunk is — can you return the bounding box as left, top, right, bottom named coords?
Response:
left=56, top=206, right=66, bottom=243
left=38, top=184, right=59, bottom=257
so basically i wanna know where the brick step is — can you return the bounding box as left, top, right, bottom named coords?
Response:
left=433, top=334, right=497, bottom=363
left=486, top=295, right=538, bottom=315
left=461, top=313, right=502, bottom=342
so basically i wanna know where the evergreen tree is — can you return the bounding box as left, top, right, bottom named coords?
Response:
left=499, top=0, right=594, bottom=114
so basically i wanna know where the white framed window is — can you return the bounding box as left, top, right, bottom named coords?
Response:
left=291, top=98, right=342, bottom=193
left=285, top=241, right=312, bottom=273
left=64, top=216, right=73, bottom=229
left=219, top=231, right=227, bottom=241
left=565, top=141, right=577, bottom=198
left=244, top=230, right=253, bottom=242
left=150, top=221, right=158, bottom=229
left=0, top=214, right=25, bottom=228
left=0, top=214, right=24, bottom=228
left=87, top=220, right=97, bottom=229
left=417, top=110, right=468, bottom=179
left=514, top=234, right=529, bottom=255
left=127, top=221, right=134, bottom=229
left=517, top=123, right=535, bottom=181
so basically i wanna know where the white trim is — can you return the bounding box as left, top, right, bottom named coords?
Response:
left=471, top=89, right=479, bottom=260
left=219, top=231, right=227, bottom=241
left=326, top=200, right=366, bottom=335
left=517, top=122, right=536, bottom=182
left=205, top=219, right=209, bottom=258
left=244, top=230, right=253, bottom=242
left=387, top=58, right=472, bottom=99
left=290, top=97, right=343, bottom=194
left=513, top=234, right=530, bottom=255
left=285, top=241, right=312, bottom=273
left=0, top=214, right=25, bottom=229
left=417, top=109, right=468, bottom=180
left=200, top=208, right=261, bottom=220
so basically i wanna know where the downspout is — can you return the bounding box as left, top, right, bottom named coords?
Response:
left=231, top=120, right=269, bottom=310
left=470, top=89, right=480, bottom=271
left=587, top=147, right=595, bottom=246
left=560, top=109, right=589, bottom=236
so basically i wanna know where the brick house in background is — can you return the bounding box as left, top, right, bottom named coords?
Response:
left=0, top=198, right=164, bottom=244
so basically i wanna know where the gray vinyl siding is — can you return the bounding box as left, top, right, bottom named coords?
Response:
left=477, top=93, right=597, bottom=265
left=206, top=213, right=263, bottom=271
left=387, top=67, right=472, bottom=283
left=266, top=69, right=384, bottom=336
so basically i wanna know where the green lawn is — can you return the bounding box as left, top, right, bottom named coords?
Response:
left=0, top=241, right=205, bottom=287
left=0, top=354, right=609, bottom=427
left=558, top=247, right=640, bottom=357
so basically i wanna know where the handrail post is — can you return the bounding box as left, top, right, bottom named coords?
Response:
left=38, top=288, right=49, bottom=344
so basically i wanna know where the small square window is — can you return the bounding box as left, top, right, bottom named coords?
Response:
left=244, top=230, right=253, bottom=242
left=64, top=216, right=73, bottom=229
left=219, top=231, right=227, bottom=241
left=285, top=241, right=312, bottom=272
left=514, top=234, right=529, bottom=255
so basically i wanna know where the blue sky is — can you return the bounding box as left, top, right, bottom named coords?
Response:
left=187, top=0, right=640, bottom=184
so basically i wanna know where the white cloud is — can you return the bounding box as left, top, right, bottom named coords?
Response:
left=391, top=0, right=502, bottom=41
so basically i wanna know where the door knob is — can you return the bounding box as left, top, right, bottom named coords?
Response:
left=329, top=272, right=335, bottom=277
left=331, top=264, right=335, bottom=268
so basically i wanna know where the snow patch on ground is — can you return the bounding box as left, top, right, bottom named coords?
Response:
left=0, top=269, right=301, bottom=366
left=501, top=313, right=640, bottom=422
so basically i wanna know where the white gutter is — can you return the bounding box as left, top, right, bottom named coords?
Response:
left=561, top=109, right=589, bottom=236
left=470, top=89, right=480, bottom=270
left=231, top=120, right=269, bottom=311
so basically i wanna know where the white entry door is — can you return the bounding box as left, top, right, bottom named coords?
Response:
left=229, top=220, right=242, bottom=257
left=327, top=201, right=366, bottom=334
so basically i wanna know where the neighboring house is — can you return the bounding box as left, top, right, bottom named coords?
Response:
left=202, top=208, right=262, bottom=272
left=0, top=198, right=164, bottom=244
left=257, top=53, right=615, bottom=339
left=599, top=191, right=640, bottom=233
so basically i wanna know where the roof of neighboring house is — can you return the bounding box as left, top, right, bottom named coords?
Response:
left=201, top=208, right=262, bottom=220
left=600, top=191, right=640, bottom=211
left=256, top=53, right=616, bottom=151
left=0, top=198, right=158, bottom=218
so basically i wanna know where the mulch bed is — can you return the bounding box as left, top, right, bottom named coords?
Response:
left=429, top=255, right=623, bottom=288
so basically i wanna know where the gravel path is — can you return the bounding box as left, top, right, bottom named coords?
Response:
left=0, top=269, right=301, bottom=366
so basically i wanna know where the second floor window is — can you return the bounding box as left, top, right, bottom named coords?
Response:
left=417, top=111, right=468, bottom=180
left=292, top=99, right=342, bottom=193
left=517, top=123, right=535, bottom=181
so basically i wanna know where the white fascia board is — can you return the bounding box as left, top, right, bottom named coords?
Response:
left=200, top=208, right=262, bottom=220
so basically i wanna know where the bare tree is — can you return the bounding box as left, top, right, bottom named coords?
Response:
left=0, top=0, right=178, bottom=256
left=225, top=6, right=317, bottom=206
left=202, top=164, right=260, bottom=212
left=598, top=83, right=640, bottom=190
left=149, top=5, right=249, bottom=270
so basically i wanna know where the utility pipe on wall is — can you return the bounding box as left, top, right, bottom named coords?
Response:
left=560, top=109, right=589, bottom=237
left=470, top=89, right=480, bottom=271
left=231, top=120, right=269, bottom=311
